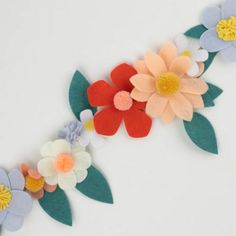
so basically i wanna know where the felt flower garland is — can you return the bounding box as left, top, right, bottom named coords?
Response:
left=0, top=0, right=234, bottom=233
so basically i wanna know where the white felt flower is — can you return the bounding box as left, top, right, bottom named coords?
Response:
left=37, top=139, right=92, bottom=190
left=78, top=109, right=104, bottom=148
left=174, top=34, right=209, bottom=77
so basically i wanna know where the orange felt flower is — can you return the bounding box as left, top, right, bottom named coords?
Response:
left=130, top=42, right=209, bottom=123
left=20, top=163, right=57, bottom=199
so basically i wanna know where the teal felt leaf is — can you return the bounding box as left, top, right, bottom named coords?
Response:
left=69, top=70, right=97, bottom=120
left=38, top=187, right=72, bottom=226
left=202, top=92, right=215, bottom=107
left=203, top=52, right=218, bottom=74
left=76, top=165, right=113, bottom=204
left=207, top=82, right=223, bottom=100
left=183, top=112, right=218, bottom=154
left=184, top=24, right=207, bottom=39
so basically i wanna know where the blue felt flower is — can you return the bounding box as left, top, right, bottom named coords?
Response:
left=0, top=168, right=32, bottom=231
left=58, top=120, right=83, bottom=144
left=200, top=0, right=236, bottom=61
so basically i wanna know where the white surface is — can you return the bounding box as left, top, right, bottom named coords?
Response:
left=0, top=0, right=236, bottom=235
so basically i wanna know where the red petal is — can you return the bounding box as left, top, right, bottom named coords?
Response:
left=110, top=63, right=137, bottom=91
left=132, top=101, right=146, bottom=110
left=88, top=80, right=118, bottom=106
left=123, top=108, right=152, bottom=138
left=94, top=106, right=123, bottom=136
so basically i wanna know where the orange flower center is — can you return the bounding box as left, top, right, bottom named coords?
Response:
left=54, top=154, right=74, bottom=173
left=25, top=175, right=45, bottom=193
left=113, top=91, right=133, bottom=111
left=156, top=72, right=181, bottom=96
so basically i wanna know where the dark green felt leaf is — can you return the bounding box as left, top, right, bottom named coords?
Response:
left=207, top=82, right=223, bottom=100
left=38, top=187, right=72, bottom=226
left=69, top=70, right=97, bottom=120
left=203, top=52, right=218, bottom=74
left=183, top=112, right=218, bottom=154
left=184, top=24, right=207, bottom=39
left=76, top=165, right=113, bottom=204
left=202, top=92, right=215, bottom=107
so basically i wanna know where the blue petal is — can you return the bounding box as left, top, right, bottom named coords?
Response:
left=2, top=213, right=24, bottom=231
left=0, top=210, right=7, bottom=224
left=220, top=45, right=236, bottom=61
left=222, top=0, right=236, bottom=19
left=0, top=168, right=10, bottom=188
left=200, top=5, right=222, bottom=29
left=8, top=169, right=25, bottom=191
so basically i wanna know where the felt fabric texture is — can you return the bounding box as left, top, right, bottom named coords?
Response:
left=200, top=0, right=236, bottom=61
left=38, top=187, right=72, bottom=226
left=69, top=70, right=97, bottom=121
left=202, top=92, right=215, bottom=107
left=87, top=63, right=152, bottom=138
left=183, top=112, right=218, bottom=154
left=76, top=165, right=113, bottom=204
left=0, top=168, right=32, bottom=232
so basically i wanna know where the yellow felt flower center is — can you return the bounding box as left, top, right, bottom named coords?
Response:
left=0, top=184, right=12, bottom=211
left=181, top=50, right=192, bottom=57
left=216, top=16, right=236, bottom=41
left=54, top=153, right=74, bottom=173
left=84, top=119, right=95, bottom=131
left=156, top=72, right=181, bottom=96
left=25, top=175, right=45, bottom=193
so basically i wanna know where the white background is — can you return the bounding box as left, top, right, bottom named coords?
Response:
left=0, top=0, right=236, bottom=235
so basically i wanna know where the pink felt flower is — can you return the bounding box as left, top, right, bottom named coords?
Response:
left=130, top=42, right=209, bottom=123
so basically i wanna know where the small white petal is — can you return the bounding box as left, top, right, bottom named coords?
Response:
left=78, top=131, right=91, bottom=147
left=90, top=134, right=105, bottom=148
left=80, top=109, right=94, bottom=123
left=58, top=172, right=77, bottom=190
left=40, top=141, right=53, bottom=157
left=174, top=34, right=189, bottom=53
left=37, top=158, right=56, bottom=177
left=74, top=152, right=92, bottom=170
left=75, top=170, right=88, bottom=183
left=192, top=49, right=209, bottom=62
left=52, top=139, right=71, bottom=156
left=71, top=142, right=86, bottom=153
left=187, top=62, right=200, bottom=77
left=44, top=175, right=58, bottom=185
left=188, top=39, right=201, bottom=52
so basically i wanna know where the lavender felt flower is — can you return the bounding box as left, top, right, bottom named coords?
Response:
left=200, top=0, right=236, bottom=61
left=58, top=120, right=83, bottom=144
left=0, top=168, right=32, bottom=231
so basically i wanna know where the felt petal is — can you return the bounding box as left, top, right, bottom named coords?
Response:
left=144, top=51, right=167, bottom=77
left=28, top=169, right=41, bottom=179
left=187, top=62, right=200, bottom=77
left=20, top=163, right=30, bottom=177
left=78, top=130, right=90, bottom=147
left=75, top=170, right=88, bottom=183
left=220, top=45, right=236, bottom=62
left=58, top=172, right=77, bottom=190
left=130, top=74, right=155, bottom=93
left=200, top=5, right=221, bottom=29
left=74, top=151, right=92, bottom=170
left=161, top=103, right=175, bottom=124
left=130, top=88, right=152, bottom=102
left=0, top=168, right=10, bottom=188
left=44, top=175, right=58, bottom=185
left=8, top=169, right=24, bottom=191
left=37, top=158, right=56, bottom=177
left=94, top=107, right=123, bottom=136
left=31, top=189, right=44, bottom=199
left=90, top=134, right=105, bottom=148
left=52, top=139, right=71, bottom=156
left=8, top=190, right=32, bottom=216
left=0, top=211, right=7, bottom=224
left=175, top=34, right=189, bottom=53
left=87, top=80, right=117, bottom=106
left=169, top=56, right=191, bottom=77
left=183, top=93, right=204, bottom=108
left=133, top=60, right=151, bottom=74
left=192, top=49, right=209, bottom=62
left=200, top=29, right=229, bottom=52
left=146, top=93, right=168, bottom=118
left=40, top=141, right=53, bottom=158
left=159, top=42, right=178, bottom=67
left=132, top=101, right=146, bottom=110
left=2, top=213, right=24, bottom=232
left=222, top=0, right=236, bottom=19
left=44, top=183, right=57, bottom=193
left=110, top=63, right=137, bottom=91
left=71, top=142, right=86, bottom=153
left=181, top=78, right=209, bottom=95
left=80, top=109, right=93, bottom=123
left=188, top=40, right=201, bottom=52
left=169, top=93, right=193, bottom=121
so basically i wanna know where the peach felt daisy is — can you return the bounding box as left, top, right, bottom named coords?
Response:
left=130, top=42, right=209, bottom=123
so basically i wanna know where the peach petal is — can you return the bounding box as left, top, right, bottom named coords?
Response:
left=169, top=56, right=191, bottom=77
left=144, top=51, right=167, bottom=77
left=145, top=93, right=168, bottom=118
left=31, top=189, right=44, bottom=199
left=159, top=42, right=178, bottom=68
left=161, top=103, right=176, bottom=124
left=183, top=93, right=204, bottom=108
left=130, top=88, right=152, bottom=102
left=130, top=74, right=155, bottom=93
left=133, top=60, right=151, bottom=74
left=28, top=169, right=42, bottom=179
left=20, top=163, right=30, bottom=177
left=44, top=183, right=57, bottom=193
left=181, top=78, right=208, bottom=95
left=169, top=92, right=193, bottom=121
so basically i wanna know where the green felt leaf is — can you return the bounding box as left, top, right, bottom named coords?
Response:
left=207, top=82, right=223, bottom=100
left=38, top=187, right=72, bottom=226
left=183, top=112, right=218, bottom=154
left=76, top=165, right=113, bottom=204
left=69, top=70, right=97, bottom=120
left=202, top=92, right=215, bottom=107
left=184, top=24, right=207, bottom=39
left=203, top=52, right=218, bottom=74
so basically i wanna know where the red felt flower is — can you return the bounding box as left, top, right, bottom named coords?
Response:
left=87, top=63, right=152, bottom=138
